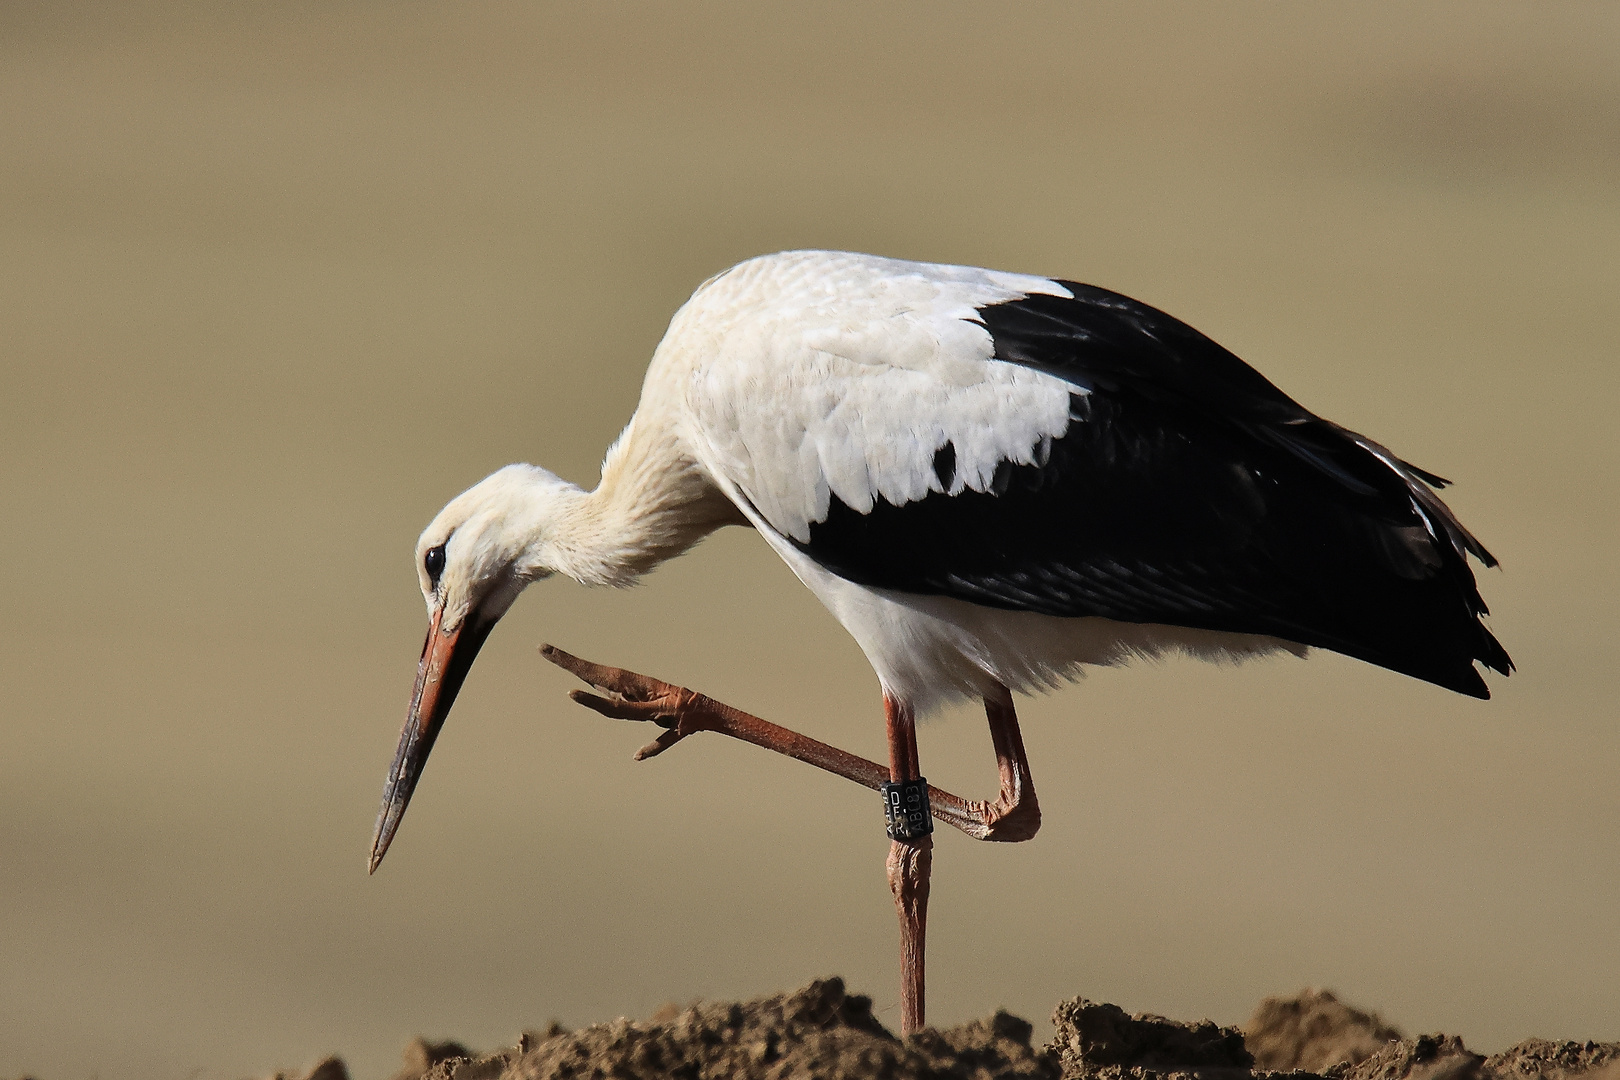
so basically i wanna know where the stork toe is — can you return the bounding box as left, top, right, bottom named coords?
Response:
left=567, top=688, right=681, bottom=725
left=540, top=644, right=672, bottom=699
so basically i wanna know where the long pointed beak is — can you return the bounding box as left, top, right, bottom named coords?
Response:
left=369, top=605, right=497, bottom=873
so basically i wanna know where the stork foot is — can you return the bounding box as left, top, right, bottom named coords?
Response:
left=538, top=644, right=708, bottom=758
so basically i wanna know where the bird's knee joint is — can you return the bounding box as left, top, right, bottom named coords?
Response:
left=982, top=800, right=1041, bottom=842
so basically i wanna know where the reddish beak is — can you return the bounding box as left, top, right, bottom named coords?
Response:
left=369, top=605, right=496, bottom=873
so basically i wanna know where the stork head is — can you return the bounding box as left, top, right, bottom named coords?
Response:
left=369, top=464, right=585, bottom=873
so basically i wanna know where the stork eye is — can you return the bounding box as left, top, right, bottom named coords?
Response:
left=424, top=544, right=446, bottom=586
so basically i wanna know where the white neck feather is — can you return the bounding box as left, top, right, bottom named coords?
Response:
left=520, top=416, right=740, bottom=589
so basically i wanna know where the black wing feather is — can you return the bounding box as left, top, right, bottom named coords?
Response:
left=792, top=282, right=1512, bottom=698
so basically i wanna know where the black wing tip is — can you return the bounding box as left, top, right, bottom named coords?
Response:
left=1431, top=661, right=1494, bottom=700
left=1402, top=460, right=1454, bottom=489
left=1481, top=633, right=1515, bottom=679
left=1457, top=525, right=1500, bottom=570
left=1434, top=636, right=1513, bottom=700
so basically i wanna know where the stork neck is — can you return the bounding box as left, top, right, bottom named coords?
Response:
left=534, top=419, right=733, bottom=588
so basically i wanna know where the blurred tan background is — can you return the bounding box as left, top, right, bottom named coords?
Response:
left=2, top=3, right=1617, bottom=1078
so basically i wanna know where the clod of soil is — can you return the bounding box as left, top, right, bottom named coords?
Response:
left=1244, top=989, right=1403, bottom=1073
left=1049, top=997, right=1253, bottom=1080
left=392, top=1040, right=476, bottom=1080
left=234, top=979, right=1618, bottom=1080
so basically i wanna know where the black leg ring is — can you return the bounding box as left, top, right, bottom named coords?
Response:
left=882, top=778, right=934, bottom=840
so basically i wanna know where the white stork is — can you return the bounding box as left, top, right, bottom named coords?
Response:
left=369, top=250, right=1511, bottom=1035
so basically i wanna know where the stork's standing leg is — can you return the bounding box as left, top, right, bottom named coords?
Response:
left=882, top=694, right=932, bottom=1035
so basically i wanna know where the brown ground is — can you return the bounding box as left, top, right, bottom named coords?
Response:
left=232, top=980, right=1617, bottom=1080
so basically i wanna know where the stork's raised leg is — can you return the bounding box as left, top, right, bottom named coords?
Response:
left=540, top=645, right=1041, bottom=843
left=539, top=645, right=1044, bottom=1037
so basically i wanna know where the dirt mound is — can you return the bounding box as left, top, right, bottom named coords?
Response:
left=1337, top=1033, right=1484, bottom=1080
left=1049, top=997, right=1252, bottom=1080
left=1485, top=1041, right=1620, bottom=1080
left=1245, top=988, right=1403, bottom=1072
left=241, top=982, right=1618, bottom=1080
left=392, top=977, right=1052, bottom=1080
